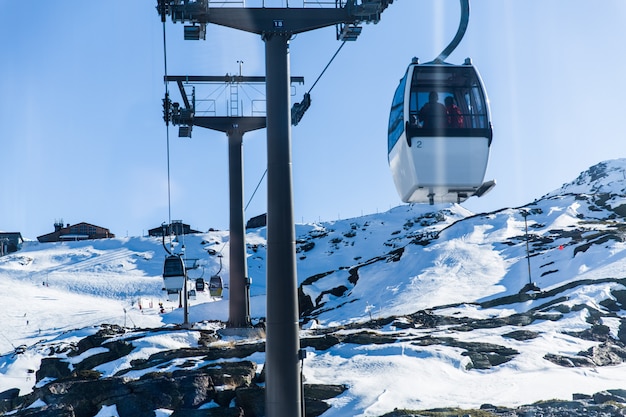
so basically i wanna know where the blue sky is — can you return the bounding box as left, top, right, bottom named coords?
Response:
left=2, top=1, right=626, bottom=239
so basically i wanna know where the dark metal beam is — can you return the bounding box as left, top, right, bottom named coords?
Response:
left=178, top=7, right=355, bottom=35
left=176, top=80, right=191, bottom=109
left=185, top=115, right=265, bottom=328
left=192, top=116, right=266, bottom=133
left=165, top=75, right=304, bottom=84
left=264, top=33, right=301, bottom=417
left=228, top=128, right=249, bottom=328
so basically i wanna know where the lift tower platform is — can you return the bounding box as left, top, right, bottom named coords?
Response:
left=164, top=73, right=304, bottom=329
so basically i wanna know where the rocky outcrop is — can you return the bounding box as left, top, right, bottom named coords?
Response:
left=6, top=271, right=626, bottom=417
left=0, top=325, right=346, bottom=417
left=380, top=390, right=626, bottom=416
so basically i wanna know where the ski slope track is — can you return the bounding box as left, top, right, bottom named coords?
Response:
left=3, top=159, right=626, bottom=416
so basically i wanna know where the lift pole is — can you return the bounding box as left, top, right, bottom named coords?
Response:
left=263, top=32, right=300, bottom=416
left=157, top=2, right=393, bottom=416
left=227, top=127, right=249, bottom=328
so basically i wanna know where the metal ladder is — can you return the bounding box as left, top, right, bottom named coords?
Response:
left=229, top=84, right=240, bottom=116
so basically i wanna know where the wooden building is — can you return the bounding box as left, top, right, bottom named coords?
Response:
left=0, top=232, right=24, bottom=255
left=148, top=220, right=201, bottom=237
left=37, top=221, right=115, bottom=243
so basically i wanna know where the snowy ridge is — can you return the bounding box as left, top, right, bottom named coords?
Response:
left=2, top=159, right=626, bottom=415
left=545, top=159, right=626, bottom=200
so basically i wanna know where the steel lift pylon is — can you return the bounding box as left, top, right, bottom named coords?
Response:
left=157, top=2, right=393, bottom=415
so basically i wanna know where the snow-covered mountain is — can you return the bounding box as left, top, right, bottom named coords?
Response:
left=2, top=159, right=626, bottom=416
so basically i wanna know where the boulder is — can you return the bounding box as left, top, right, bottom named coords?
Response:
left=36, top=358, right=71, bottom=382
left=0, top=388, right=20, bottom=401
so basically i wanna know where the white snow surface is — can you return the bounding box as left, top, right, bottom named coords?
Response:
left=2, top=159, right=626, bottom=415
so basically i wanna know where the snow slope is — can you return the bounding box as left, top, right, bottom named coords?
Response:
left=2, top=159, right=626, bottom=416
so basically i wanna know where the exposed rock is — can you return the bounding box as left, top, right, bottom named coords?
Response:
left=380, top=391, right=626, bottom=416
left=617, top=319, right=626, bottom=344
left=544, top=353, right=595, bottom=367
left=301, top=334, right=341, bottom=351
left=566, top=323, right=613, bottom=342
left=593, top=389, right=626, bottom=405
left=36, top=358, right=71, bottom=383
left=6, top=326, right=346, bottom=417
left=304, top=386, right=346, bottom=416
left=235, top=386, right=264, bottom=417
left=0, top=388, right=19, bottom=401
left=612, top=290, right=626, bottom=307
left=10, top=404, right=76, bottom=417
left=39, top=377, right=132, bottom=416
left=71, top=324, right=126, bottom=355
left=412, top=336, right=519, bottom=370
left=304, top=384, right=347, bottom=401
left=73, top=340, right=134, bottom=372
left=341, top=330, right=397, bottom=345
left=581, top=341, right=626, bottom=366
left=171, top=409, right=245, bottom=417
left=123, top=344, right=264, bottom=376
left=503, top=330, right=540, bottom=341
left=545, top=340, right=626, bottom=368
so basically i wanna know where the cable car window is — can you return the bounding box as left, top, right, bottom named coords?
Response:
left=463, top=92, right=474, bottom=127
left=388, top=74, right=407, bottom=153
left=470, top=86, right=488, bottom=128
left=414, top=90, right=447, bottom=129
left=413, top=89, right=464, bottom=129
left=407, top=64, right=490, bottom=133
left=163, top=256, right=184, bottom=277
left=409, top=90, right=418, bottom=120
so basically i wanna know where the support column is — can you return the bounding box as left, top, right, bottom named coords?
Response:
left=227, top=128, right=250, bottom=328
left=264, top=33, right=302, bottom=417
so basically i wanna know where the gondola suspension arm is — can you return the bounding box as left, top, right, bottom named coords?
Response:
left=434, top=0, right=470, bottom=63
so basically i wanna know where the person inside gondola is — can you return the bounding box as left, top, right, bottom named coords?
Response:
left=445, top=96, right=464, bottom=128
left=418, top=91, right=448, bottom=128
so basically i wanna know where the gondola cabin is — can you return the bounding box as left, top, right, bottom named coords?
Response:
left=209, top=274, right=223, bottom=298
left=166, top=289, right=179, bottom=302
left=162, top=254, right=185, bottom=292
left=195, top=278, right=205, bottom=292
left=388, top=58, right=495, bottom=204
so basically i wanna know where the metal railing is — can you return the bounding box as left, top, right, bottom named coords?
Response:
left=204, top=0, right=351, bottom=7
left=207, top=0, right=245, bottom=6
